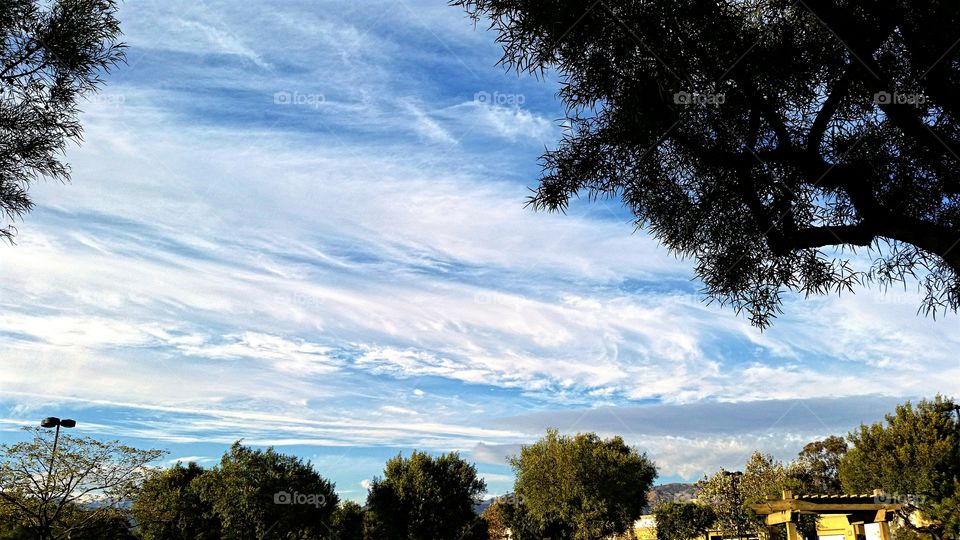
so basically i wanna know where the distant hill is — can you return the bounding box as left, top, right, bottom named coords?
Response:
left=475, top=497, right=494, bottom=514
left=644, top=483, right=698, bottom=513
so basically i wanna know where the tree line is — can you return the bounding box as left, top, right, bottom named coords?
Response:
left=1, top=395, right=957, bottom=539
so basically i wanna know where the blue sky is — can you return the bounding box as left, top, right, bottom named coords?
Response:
left=1, top=0, right=958, bottom=503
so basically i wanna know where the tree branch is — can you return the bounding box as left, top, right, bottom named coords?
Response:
left=0, top=42, right=43, bottom=77
left=783, top=224, right=875, bottom=251
left=808, top=66, right=853, bottom=153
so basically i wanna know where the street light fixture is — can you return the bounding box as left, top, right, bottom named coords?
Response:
left=722, top=471, right=744, bottom=540
left=40, top=417, right=76, bottom=497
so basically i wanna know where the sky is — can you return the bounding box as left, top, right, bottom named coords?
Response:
left=1, top=0, right=959, bottom=503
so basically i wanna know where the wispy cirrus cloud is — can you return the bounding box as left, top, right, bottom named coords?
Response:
left=1, top=0, right=958, bottom=501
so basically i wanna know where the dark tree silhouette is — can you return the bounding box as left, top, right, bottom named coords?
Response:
left=329, top=501, right=364, bottom=540
left=1, top=0, right=124, bottom=241
left=131, top=462, right=221, bottom=540
left=454, top=0, right=960, bottom=327
left=194, top=442, right=338, bottom=540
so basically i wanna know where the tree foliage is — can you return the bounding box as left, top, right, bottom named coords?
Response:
left=0, top=426, right=163, bottom=540
left=330, top=501, right=364, bottom=540
left=481, top=498, right=510, bottom=540
left=0, top=497, right=136, bottom=540
left=364, top=450, right=487, bottom=540
left=58, top=508, right=137, bottom=540
left=194, top=441, right=338, bottom=540
left=484, top=494, right=559, bottom=540
left=696, top=452, right=819, bottom=540
left=483, top=494, right=560, bottom=540
left=510, top=429, right=657, bottom=539
left=840, top=395, right=960, bottom=539
left=453, top=0, right=960, bottom=327
left=654, top=501, right=717, bottom=540
left=792, top=435, right=847, bottom=493
left=0, top=0, right=125, bottom=241
left=131, top=461, right=220, bottom=540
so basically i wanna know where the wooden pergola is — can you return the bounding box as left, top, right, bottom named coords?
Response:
left=749, top=490, right=904, bottom=540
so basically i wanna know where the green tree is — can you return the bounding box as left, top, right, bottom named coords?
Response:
left=0, top=494, right=38, bottom=540
left=510, top=429, right=657, bottom=540
left=131, top=461, right=220, bottom=540
left=363, top=450, right=486, bottom=540
left=1, top=0, right=125, bottom=242
left=696, top=453, right=816, bottom=540
left=654, top=501, right=717, bottom=540
left=66, top=508, right=138, bottom=540
left=0, top=427, right=163, bottom=540
left=330, top=501, right=364, bottom=540
left=791, top=435, right=847, bottom=493
left=481, top=499, right=510, bottom=540
left=840, top=396, right=960, bottom=539
left=929, top=479, right=960, bottom=539
left=0, top=520, right=32, bottom=540
left=453, top=0, right=960, bottom=327
left=194, top=441, right=338, bottom=540
left=482, top=495, right=558, bottom=540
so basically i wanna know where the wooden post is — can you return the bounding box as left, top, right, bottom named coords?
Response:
left=878, top=520, right=893, bottom=540
left=786, top=522, right=802, bottom=540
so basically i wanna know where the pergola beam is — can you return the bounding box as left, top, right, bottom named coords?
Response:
left=764, top=511, right=794, bottom=525
left=752, top=501, right=902, bottom=513
left=750, top=490, right=905, bottom=540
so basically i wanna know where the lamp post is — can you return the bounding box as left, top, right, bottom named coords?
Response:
left=722, top=471, right=744, bottom=540
left=38, top=417, right=75, bottom=540
left=40, top=417, right=76, bottom=496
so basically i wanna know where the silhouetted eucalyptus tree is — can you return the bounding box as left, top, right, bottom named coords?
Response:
left=1, top=0, right=124, bottom=241
left=454, top=0, right=960, bottom=327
